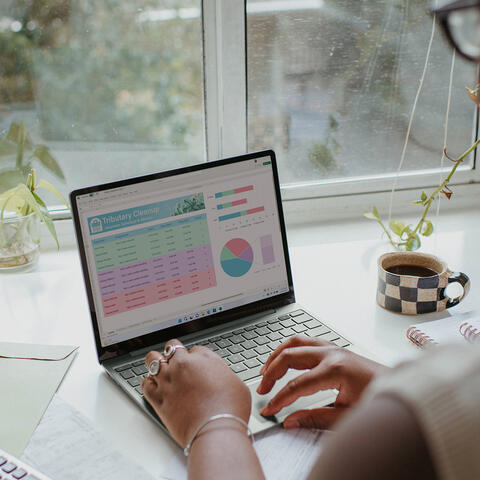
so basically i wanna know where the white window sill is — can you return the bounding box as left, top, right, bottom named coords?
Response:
left=39, top=186, right=480, bottom=251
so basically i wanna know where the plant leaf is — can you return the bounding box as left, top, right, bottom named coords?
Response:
left=26, top=170, right=33, bottom=191
left=32, top=146, right=65, bottom=180
left=389, top=220, right=406, bottom=236
left=364, top=211, right=377, bottom=220
left=0, top=169, right=27, bottom=192
left=5, top=122, right=20, bottom=141
left=0, top=191, right=25, bottom=214
left=441, top=189, right=453, bottom=200
left=421, top=220, right=434, bottom=237
left=400, top=225, right=413, bottom=240
left=0, top=138, right=17, bottom=157
left=0, top=190, right=20, bottom=219
left=31, top=191, right=59, bottom=249
left=31, top=191, right=47, bottom=210
left=6, top=122, right=33, bottom=150
left=372, top=206, right=379, bottom=218
left=412, top=191, right=427, bottom=205
left=466, top=86, right=480, bottom=105
left=15, top=184, right=59, bottom=249
left=14, top=184, right=40, bottom=216
left=36, top=179, right=70, bottom=209
left=406, top=234, right=421, bottom=251
left=16, top=122, right=27, bottom=169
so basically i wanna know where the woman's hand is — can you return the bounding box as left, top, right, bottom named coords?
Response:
left=141, top=339, right=251, bottom=447
left=257, top=336, right=387, bottom=429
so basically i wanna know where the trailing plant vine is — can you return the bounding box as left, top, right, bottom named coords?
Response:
left=364, top=138, right=480, bottom=251
left=365, top=19, right=479, bottom=252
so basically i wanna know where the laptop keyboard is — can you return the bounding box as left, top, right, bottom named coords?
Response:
left=0, top=447, right=53, bottom=480
left=114, top=310, right=350, bottom=397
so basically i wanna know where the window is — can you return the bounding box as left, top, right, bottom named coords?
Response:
left=245, top=0, right=479, bottom=198
left=1, top=0, right=478, bottom=210
left=0, top=0, right=204, bottom=203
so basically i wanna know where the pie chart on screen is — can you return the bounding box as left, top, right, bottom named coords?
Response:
left=220, top=238, right=253, bottom=277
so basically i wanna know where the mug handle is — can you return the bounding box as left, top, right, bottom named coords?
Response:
left=446, top=271, right=470, bottom=308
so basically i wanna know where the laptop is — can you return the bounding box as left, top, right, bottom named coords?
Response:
left=70, top=150, right=369, bottom=436
left=0, top=447, right=53, bottom=480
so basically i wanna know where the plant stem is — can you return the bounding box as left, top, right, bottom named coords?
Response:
left=375, top=217, right=396, bottom=246
left=409, top=138, right=480, bottom=239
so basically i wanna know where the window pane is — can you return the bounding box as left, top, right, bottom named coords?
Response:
left=247, top=0, right=476, bottom=185
left=0, top=0, right=203, bottom=202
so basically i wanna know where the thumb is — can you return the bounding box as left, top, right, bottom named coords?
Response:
left=282, top=407, right=348, bottom=430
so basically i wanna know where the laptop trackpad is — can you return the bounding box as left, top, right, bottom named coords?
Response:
left=248, top=369, right=338, bottom=430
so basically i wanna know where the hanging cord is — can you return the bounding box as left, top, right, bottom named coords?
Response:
left=434, top=49, right=456, bottom=252
left=388, top=13, right=437, bottom=223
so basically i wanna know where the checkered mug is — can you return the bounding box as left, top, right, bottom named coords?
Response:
left=377, top=252, right=470, bottom=315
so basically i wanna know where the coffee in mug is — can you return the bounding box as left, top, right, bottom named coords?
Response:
left=377, top=252, right=470, bottom=314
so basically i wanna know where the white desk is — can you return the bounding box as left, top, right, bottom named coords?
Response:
left=2, top=218, right=478, bottom=478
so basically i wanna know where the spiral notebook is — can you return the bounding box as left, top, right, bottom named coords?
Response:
left=407, top=312, right=480, bottom=348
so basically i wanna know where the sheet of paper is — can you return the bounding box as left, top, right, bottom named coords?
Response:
left=255, top=427, right=328, bottom=479
left=409, top=310, right=480, bottom=345
left=167, top=425, right=328, bottom=480
left=0, top=342, right=77, bottom=456
left=22, top=396, right=162, bottom=480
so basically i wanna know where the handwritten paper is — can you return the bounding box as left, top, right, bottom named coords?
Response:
left=22, top=396, right=160, bottom=480
left=167, top=425, right=329, bottom=480
left=255, top=427, right=328, bottom=479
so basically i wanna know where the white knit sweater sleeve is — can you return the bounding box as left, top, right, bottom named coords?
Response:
left=363, top=345, right=480, bottom=480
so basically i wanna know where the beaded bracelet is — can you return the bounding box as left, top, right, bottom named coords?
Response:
left=183, top=413, right=253, bottom=456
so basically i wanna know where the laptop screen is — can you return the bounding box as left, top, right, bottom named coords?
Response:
left=72, top=152, right=292, bottom=350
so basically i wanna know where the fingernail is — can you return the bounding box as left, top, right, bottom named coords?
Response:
left=283, top=419, right=299, bottom=429
left=257, top=380, right=271, bottom=394
left=260, top=402, right=275, bottom=416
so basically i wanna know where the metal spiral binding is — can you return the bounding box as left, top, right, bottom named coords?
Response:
left=406, top=326, right=437, bottom=348
left=459, top=322, right=480, bottom=343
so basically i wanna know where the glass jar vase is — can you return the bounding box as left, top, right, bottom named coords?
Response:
left=0, top=212, right=40, bottom=270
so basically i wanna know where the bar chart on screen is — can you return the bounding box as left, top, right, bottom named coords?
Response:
left=213, top=184, right=265, bottom=223
left=260, top=234, right=275, bottom=265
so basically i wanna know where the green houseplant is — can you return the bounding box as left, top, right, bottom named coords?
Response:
left=0, top=122, right=68, bottom=269
left=0, top=168, right=69, bottom=268
left=0, top=121, right=65, bottom=191
left=364, top=136, right=480, bottom=251
left=364, top=65, right=480, bottom=252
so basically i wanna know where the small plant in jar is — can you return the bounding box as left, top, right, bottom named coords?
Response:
left=0, top=168, right=68, bottom=268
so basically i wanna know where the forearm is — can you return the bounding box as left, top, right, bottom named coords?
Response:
left=188, top=419, right=265, bottom=480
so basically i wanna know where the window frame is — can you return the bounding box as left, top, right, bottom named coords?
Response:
left=41, top=0, right=480, bottom=222
left=203, top=0, right=247, bottom=160
left=207, top=1, right=480, bottom=203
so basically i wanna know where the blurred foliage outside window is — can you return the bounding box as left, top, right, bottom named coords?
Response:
left=0, top=0, right=204, bottom=199
left=1, top=0, right=477, bottom=208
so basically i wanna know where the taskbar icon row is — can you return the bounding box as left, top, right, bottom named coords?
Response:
left=177, top=306, right=223, bottom=324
